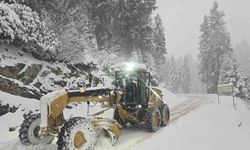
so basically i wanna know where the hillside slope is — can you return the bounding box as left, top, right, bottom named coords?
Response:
left=0, top=43, right=97, bottom=99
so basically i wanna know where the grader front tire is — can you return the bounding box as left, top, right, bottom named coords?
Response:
left=18, top=113, right=54, bottom=145
left=144, top=108, right=161, bottom=132
left=57, top=117, right=96, bottom=150
left=159, top=104, right=170, bottom=127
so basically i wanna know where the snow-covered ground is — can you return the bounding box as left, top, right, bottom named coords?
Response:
left=0, top=89, right=250, bottom=150
left=135, top=95, right=250, bottom=150
left=0, top=91, right=39, bottom=143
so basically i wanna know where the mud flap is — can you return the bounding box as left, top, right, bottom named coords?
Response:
left=103, top=128, right=118, bottom=145
left=92, top=118, right=122, bottom=145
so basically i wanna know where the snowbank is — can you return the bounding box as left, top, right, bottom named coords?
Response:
left=0, top=91, right=39, bottom=143
left=135, top=95, right=250, bottom=150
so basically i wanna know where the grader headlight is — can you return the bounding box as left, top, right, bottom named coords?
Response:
left=126, top=62, right=135, bottom=71
left=80, top=87, right=86, bottom=93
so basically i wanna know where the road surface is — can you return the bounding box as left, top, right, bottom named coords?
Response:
left=102, top=95, right=207, bottom=150
left=0, top=95, right=207, bottom=150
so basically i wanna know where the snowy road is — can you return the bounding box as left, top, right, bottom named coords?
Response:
left=170, top=95, right=207, bottom=122
left=102, top=95, right=207, bottom=150
left=0, top=94, right=206, bottom=150
left=1, top=94, right=250, bottom=150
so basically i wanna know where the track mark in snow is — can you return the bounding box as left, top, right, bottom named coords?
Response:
left=0, top=95, right=207, bottom=150
left=170, top=95, right=207, bottom=123
left=0, top=140, right=58, bottom=150
left=110, top=95, right=207, bottom=150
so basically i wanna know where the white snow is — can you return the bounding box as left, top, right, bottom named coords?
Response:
left=1, top=88, right=249, bottom=150
left=40, top=89, right=67, bottom=105
left=0, top=44, right=41, bottom=68
left=0, top=91, right=39, bottom=143
left=134, top=95, right=250, bottom=150
left=0, top=44, right=89, bottom=93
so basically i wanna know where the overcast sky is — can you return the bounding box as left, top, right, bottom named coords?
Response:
left=156, top=0, right=250, bottom=58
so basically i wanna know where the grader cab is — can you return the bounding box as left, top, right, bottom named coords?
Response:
left=18, top=62, right=170, bottom=150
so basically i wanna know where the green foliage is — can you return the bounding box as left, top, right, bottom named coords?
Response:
left=0, top=1, right=58, bottom=60
left=152, top=14, right=167, bottom=67
left=219, top=52, right=250, bottom=100
left=168, top=56, right=180, bottom=92
left=199, top=1, right=232, bottom=93
left=91, top=0, right=157, bottom=57
left=2, top=0, right=166, bottom=74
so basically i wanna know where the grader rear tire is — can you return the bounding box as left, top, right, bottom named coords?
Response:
left=18, top=113, right=54, bottom=145
left=57, top=117, right=96, bottom=150
left=159, top=103, right=170, bottom=126
left=144, top=108, right=161, bottom=132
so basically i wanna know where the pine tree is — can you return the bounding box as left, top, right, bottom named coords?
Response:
left=90, top=0, right=159, bottom=71
left=11, top=0, right=161, bottom=72
left=219, top=52, right=239, bottom=86
left=235, top=40, right=250, bottom=77
left=199, top=15, right=210, bottom=92
left=0, top=1, right=58, bottom=60
left=198, top=1, right=232, bottom=93
left=219, top=52, right=250, bottom=99
left=159, top=55, right=171, bottom=85
left=168, top=56, right=180, bottom=93
left=181, top=56, right=191, bottom=93
left=235, top=75, right=250, bottom=100
left=152, top=14, right=167, bottom=68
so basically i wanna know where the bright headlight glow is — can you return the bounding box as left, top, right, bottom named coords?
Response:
left=126, top=62, right=135, bottom=71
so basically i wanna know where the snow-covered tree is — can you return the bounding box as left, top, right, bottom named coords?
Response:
left=236, top=76, right=250, bottom=100
left=198, top=15, right=210, bottom=92
left=219, top=52, right=250, bottom=100
left=152, top=14, right=167, bottom=69
left=4, top=0, right=163, bottom=76
left=199, top=1, right=233, bottom=93
left=235, top=40, right=250, bottom=77
left=91, top=0, right=157, bottom=63
left=0, top=1, right=58, bottom=60
left=219, top=52, right=239, bottom=86
left=168, top=56, right=180, bottom=93
left=181, top=57, right=191, bottom=93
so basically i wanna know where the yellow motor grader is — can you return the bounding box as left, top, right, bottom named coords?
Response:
left=18, top=63, right=170, bottom=150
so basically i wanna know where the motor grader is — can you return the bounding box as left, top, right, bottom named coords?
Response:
left=18, top=62, right=170, bottom=150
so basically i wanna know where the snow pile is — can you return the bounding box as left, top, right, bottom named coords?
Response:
left=0, top=44, right=41, bottom=68
left=135, top=95, right=250, bottom=150
left=0, top=91, right=39, bottom=143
